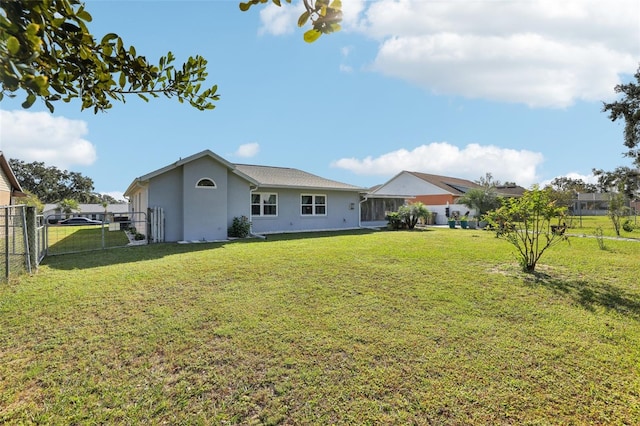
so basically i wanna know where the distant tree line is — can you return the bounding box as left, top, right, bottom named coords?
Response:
left=9, top=158, right=123, bottom=206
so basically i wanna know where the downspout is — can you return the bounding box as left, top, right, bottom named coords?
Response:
left=249, top=185, right=266, bottom=239
left=359, top=194, right=368, bottom=228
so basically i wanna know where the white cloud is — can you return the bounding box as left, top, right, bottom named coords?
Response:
left=331, top=142, right=544, bottom=187
left=541, top=171, right=599, bottom=188
left=339, top=64, right=353, bottom=73
left=359, top=0, right=639, bottom=108
left=101, top=191, right=127, bottom=202
left=0, top=110, right=97, bottom=169
left=562, top=172, right=599, bottom=185
left=235, top=142, right=260, bottom=158
left=258, top=0, right=367, bottom=36
left=258, top=2, right=304, bottom=36
left=260, top=0, right=639, bottom=108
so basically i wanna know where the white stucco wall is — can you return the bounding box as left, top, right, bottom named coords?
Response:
left=374, top=172, right=449, bottom=196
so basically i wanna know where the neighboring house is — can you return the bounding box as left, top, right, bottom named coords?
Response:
left=42, top=203, right=129, bottom=222
left=123, top=150, right=365, bottom=242
left=362, top=171, right=483, bottom=226
left=361, top=171, right=527, bottom=226
left=572, top=192, right=634, bottom=216
left=494, top=184, right=527, bottom=198
left=0, top=152, right=26, bottom=206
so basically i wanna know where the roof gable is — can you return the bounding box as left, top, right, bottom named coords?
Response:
left=407, top=171, right=481, bottom=195
left=0, top=152, right=26, bottom=197
left=124, top=150, right=259, bottom=196
left=370, top=170, right=481, bottom=197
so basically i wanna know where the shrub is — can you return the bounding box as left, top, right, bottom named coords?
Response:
left=397, top=202, right=430, bottom=230
left=486, top=186, right=568, bottom=273
left=622, top=219, right=635, bottom=233
left=228, top=216, right=251, bottom=238
left=386, top=212, right=404, bottom=230
left=607, top=192, right=630, bottom=236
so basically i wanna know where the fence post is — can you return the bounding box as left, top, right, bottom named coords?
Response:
left=26, top=206, right=38, bottom=271
left=4, top=208, right=9, bottom=281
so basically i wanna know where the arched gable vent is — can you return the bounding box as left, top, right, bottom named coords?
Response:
left=196, top=178, right=217, bottom=188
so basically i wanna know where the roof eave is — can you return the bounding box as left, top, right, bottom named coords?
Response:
left=255, top=184, right=365, bottom=192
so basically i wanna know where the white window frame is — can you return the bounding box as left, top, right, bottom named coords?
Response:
left=301, top=194, right=327, bottom=216
left=251, top=192, right=278, bottom=217
left=195, top=177, right=217, bottom=189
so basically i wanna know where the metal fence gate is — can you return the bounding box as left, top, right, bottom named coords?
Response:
left=0, top=205, right=36, bottom=282
left=45, top=211, right=148, bottom=256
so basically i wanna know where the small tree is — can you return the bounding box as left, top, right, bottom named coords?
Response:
left=397, top=202, right=430, bottom=230
left=459, top=187, right=500, bottom=218
left=607, top=192, right=630, bottom=237
left=486, top=187, right=568, bottom=273
left=58, top=198, right=79, bottom=217
left=21, top=189, right=44, bottom=213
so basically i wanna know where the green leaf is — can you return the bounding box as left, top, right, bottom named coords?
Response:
left=33, top=76, right=49, bottom=95
left=7, top=36, right=20, bottom=55
left=22, top=93, right=36, bottom=109
left=303, top=29, right=322, bottom=43
left=239, top=2, right=250, bottom=11
left=298, top=11, right=310, bottom=27
left=26, top=23, right=40, bottom=36
left=101, top=33, right=119, bottom=44
left=77, top=9, right=92, bottom=22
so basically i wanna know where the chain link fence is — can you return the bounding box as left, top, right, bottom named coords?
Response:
left=45, top=211, right=147, bottom=256
left=0, top=205, right=37, bottom=282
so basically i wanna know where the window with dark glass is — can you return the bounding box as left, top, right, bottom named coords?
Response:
left=252, top=193, right=277, bottom=216
left=301, top=194, right=327, bottom=216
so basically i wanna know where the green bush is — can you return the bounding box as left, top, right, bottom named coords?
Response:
left=622, top=219, right=635, bottom=233
left=386, top=212, right=404, bottom=230
left=228, top=216, right=251, bottom=238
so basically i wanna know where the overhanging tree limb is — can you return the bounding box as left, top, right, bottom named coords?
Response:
left=1, top=0, right=219, bottom=112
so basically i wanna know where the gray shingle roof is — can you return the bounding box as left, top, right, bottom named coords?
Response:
left=235, top=164, right=364, bottom=191
left=407, top=171, right=482, bottom=195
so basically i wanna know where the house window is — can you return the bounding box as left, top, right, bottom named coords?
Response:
left=251, top=193, right=277, bottom=216
left=301, top=194, right=326, bottom=216
left=196, top=178, right=216, bottom=188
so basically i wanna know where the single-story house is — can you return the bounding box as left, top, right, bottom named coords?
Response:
left=42, top=203, right=130, bottom=223
left=123, top=150, right=365, bottom=242
left=361, top=171, right=482, bottom=226
left=0, top=152, right=26, bottom=206
left=572, top=192, right=636, bottom=216
left=361, top=171, right=526, bottom=226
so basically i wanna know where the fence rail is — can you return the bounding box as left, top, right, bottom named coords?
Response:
left=0, top=206, right=150, bottom=282
left=45, top=211, right=147, bottom=257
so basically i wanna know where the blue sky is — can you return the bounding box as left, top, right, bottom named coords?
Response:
left=1, top=0, right=639, bottom=200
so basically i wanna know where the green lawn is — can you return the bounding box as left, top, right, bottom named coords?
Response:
left=564, top=214, right=639, bottom=239
left=46, top=224, right=131, bottom=256
left=1, top=226, right=638, bottom=424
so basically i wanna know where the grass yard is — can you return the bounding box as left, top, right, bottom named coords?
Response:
left=1, top=226, right=639, bottom=424
left=46, top=224, right=131, bottom=256
left=564, top=214, right=639, bottom=239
